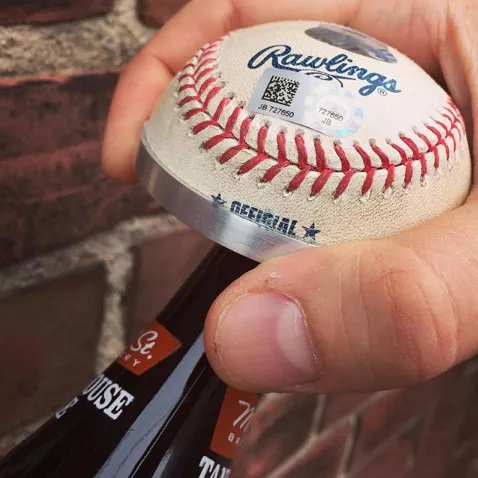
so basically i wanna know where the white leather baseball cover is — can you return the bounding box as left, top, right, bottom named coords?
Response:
left=143, top=21, right=472, bottom=246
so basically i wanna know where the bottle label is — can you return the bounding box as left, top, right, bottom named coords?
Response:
left=209, top=387, right=260, bottom=460
left=117, top=321, right=182, bottom=376
left=55, top=323, right=182, bottom=424
left=198, top=456, right=231, bottom=478
left=55, top=374, right=135, bottom=421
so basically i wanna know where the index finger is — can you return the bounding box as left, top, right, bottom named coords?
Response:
left=101, top=0, right=237, bottom=182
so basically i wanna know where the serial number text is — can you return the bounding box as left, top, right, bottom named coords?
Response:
left=318, top=108, right=343, bottom=122
left=258, top=104, right=295, bottom=118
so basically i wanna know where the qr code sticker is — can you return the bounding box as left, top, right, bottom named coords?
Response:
left=261, top=75, right=300, bottom=107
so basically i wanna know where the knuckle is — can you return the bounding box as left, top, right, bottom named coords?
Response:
left=358, top=242, right=459, bottom=384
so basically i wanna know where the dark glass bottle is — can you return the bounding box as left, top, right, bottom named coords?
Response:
left=131, top=379, right=259, bottom=478
left=0, top=246, right=257, bottom=478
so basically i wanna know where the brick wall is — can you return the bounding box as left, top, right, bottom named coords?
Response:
left=0, top=0, right=212, bottom=451
left=1, top=1, right=478, bottom=476
left=232, top=360, right=478, bottom=477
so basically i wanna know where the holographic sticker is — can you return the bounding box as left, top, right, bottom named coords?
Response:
left=303, top=81, right=365, bottom=137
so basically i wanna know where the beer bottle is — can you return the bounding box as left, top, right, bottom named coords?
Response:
left=128, top=380, right=259, bottom=478
left=0, top=246, right=257, bottom=477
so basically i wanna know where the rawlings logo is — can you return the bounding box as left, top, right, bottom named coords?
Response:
left=247, top=45, right=401, bottom=97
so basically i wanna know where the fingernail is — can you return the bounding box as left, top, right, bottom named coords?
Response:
left=215, top=293, right=320, bottom=389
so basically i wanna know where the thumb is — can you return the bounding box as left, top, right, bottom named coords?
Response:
left=204, top=199, right=478, bottom=393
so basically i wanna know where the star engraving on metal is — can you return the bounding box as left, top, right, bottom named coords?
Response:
left=211, top=193, right=227, bottom=206
left=303, top=223, right=320, bottom=240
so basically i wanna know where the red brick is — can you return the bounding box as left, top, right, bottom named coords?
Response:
left=0, top=72, right=118, bottom=159
left=231, top=394, right=321, bottom=478
left=127, top=229, right=213, bottom=341
left=349, top=377, right=442, bottom=471
left=277, top=420, right=352, bottom=478
left=138, top=0, right=189, bottom=27
left=320, top=393, right=372, bottom=430
left=0, top=263, right=106, bottom=435
left=351, top=419, right=421, bottom=478
left=407, top=407, right=453, bottom=478
left=240, top=394, right=305, bottom=453
left=0, top=0, right=114, bottom=25
left=458, top=407, right=478, bottom=446
left=410, top=367, right=478, bottom=477
left=0, top=142, right=158, bottom=266
left=456, top=362, right=478, bottom=445
left=443, top=436, right=478, bottom=478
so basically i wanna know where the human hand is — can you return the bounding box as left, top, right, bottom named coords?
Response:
left=103, top=0, right=478, bottom=393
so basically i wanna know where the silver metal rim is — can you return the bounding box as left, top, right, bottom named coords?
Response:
left=135, top=127, right=318, bottom=263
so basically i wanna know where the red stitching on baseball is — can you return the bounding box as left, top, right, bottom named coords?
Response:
left=288, top=166, right=313, bottom=192
left=179, top=95, right=198, bottom=107
left=442, top=139, right=451, bottom=162
left=362, top=168, right=377, bottom=195
left=178, top=43, right=464, bottom=198
left=224, top=105, right=240, bottom=128
left=195, top=67, right=215, bottom=83
left=192, top=97, right=229, bottom=134
left=400, top=135, right=427, bottom=178
left=240, top=116, right=253, bottom=143
left=193, top=120, right=215, bottom=134
left=335, top=170, right=355, bottom=197
left=448, top=128, right=458, bottom=151
left=262, top=132, right=289, bottom=182
left=426, top=126, right=442, bottom=168
left=198, top=77, right=216, bottom=97
left=314, top=139, right=326, bottom=171
left=311, top=169, right=333, bottom=196
left=295, top=135, right=308, bottom=169
left=203, top=85, right=221, bottom=109
left=390, top=142, right=408, bottom=164
left=354, top=144, right=372, bottom=171
left=178, top=73, right=194, bottom=82
left=257, top=125, right=268, bottom=151
left=178, top=84, right=195, bottom=93
left=415, top=131, right=434, bottom=178
left=442, top=112, right=454, bottom=126
left=238, top=125, right=269, bottom=174
left=384, top=164, right=395, bottom=190
left=184, top=107, right=206, bottom=120
left=218, top=107, right=248, bottom=163
left=370, top=143, right=390, bottom=168
left=287, top=135, right=313, bottom=191
left=239, top=152, right=269, bottom=174
left=219, top=144, right=245, bottom=163
left=334, top=143, right=351, bottom=172
left=203, top=132, right=232, bottom=149
left=196, top=57, right=215, bottom=72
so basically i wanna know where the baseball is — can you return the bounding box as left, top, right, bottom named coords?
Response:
left=141, top=21, right=472, bottom=247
